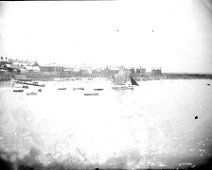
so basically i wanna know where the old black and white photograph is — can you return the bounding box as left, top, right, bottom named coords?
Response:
left=0, top=0, right=212, bottom=170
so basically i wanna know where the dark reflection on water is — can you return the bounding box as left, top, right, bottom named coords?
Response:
left=1, top=148, right=212, bottom=170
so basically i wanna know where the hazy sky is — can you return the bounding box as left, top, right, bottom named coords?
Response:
left=0, top=0, right=212, bottom=73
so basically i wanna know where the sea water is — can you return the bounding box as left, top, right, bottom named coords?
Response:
left=0, top=79, right=212, bottom=169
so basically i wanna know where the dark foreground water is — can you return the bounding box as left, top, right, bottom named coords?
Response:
left=0, top=79, right=212, bottom=169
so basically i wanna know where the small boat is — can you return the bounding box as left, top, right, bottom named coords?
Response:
left=130, top=76, right=139, bottom=86
left=84, top=92, right=99, bottom=96
left=13, top=89, right=24, bottom=92
left=58, top=88, right=67, bottom=90
left=93, top=88, right=104, bottom=91
left=26, top=92, right=37, bottom=96
left=14, top=84, right=23, bottom=88
left=38, top=89, right=42, bottom=92
left=112, top=86, right=134, bottom=90
left=112, top=67, right=139, bottom=90
left=22, top=85, right=29, bottom=89
left=16, top=81, right=45, bottom=87
left=73, top=87, right=84, bottom=90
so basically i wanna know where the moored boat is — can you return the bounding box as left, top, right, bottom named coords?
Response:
left=58, top=88, right=67, bottom=90
left=26, top=92, right=37, bottom=96
left=73, top=87, right=84, bottom=90
left=22, top=85, right=29, bottom=89
left=16, top=81, right=45, bottom=87
left=84, top=92, right=99, bottom=96
left=112, top=86, right=134, bottom=90
left=111, top=67, right=139, bottom=90
left=14, top=84, right=23, bottom=88
left=13, top=89, right=24, bottom=92
left=93, top=88, right=104, bottom=91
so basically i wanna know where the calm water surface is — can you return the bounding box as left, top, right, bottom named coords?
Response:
left=0, top=79, right=212, bottom=169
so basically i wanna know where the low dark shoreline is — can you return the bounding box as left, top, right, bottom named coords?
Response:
left=1, top=71, right=212, bottom=82
left=156, top=73, right=212, bottom=80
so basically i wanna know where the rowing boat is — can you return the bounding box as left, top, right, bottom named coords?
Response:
left=84, top=92, right=99, bottom=96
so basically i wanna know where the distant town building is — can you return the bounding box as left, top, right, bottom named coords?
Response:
left=102, top=66, right=111, bottom=77
left=151, top=67, right=162, bottom=75
left=25, top=65, right=40, bottom=72
left=12, top=62, right=27, bottom=72
left=82, top=69, right=92, bottom=76
left=135, top=67, right=146, bottom=76
left=1, top=63, right=20, bottom=73
left=129, top=67, right=135, bottom=76
left=40, top=64, right=64, bottom=72
left=102, top=66, right=119, bottom=77
left=0, top=56, right=42, bottom=73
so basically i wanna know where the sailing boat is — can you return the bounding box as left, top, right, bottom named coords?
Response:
left=130, top=76, right=139, bottom=86
left=112, top=67, right=139, bottom=90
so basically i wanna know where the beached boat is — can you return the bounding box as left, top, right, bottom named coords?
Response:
left=13, top=89, right=24, bottom=92
left=73, top=87, right=84, bottom=90
left=84, top=92, right=99, bottom=96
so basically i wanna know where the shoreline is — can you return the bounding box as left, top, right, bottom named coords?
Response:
left=1, top=71, right=212, bottom=82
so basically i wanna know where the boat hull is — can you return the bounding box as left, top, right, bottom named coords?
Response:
left=93, top=88, right=104, bottom=91
left=13, top=89, right=24, bottom=92
left=112, top=86, right=134, bottom=90
left=16, top=81, right=45, bottom=87
left=73, top=88, right=84, bottom=90
left=26, top=92, right=37, bottom=96
left=84, top=93, right=99, bottom=96
left=58, top=88, right=67, bottom=90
